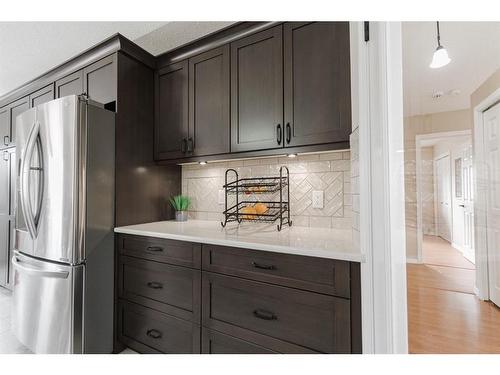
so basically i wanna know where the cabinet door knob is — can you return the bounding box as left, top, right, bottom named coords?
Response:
left=146, top=329, right=162, bottom=339
left=3, top=151, right=9, bottom=161
left=187, top=137, right=194, bottom=153
left=181, top=138, right=187, bottom=153
left=3, top=135, right=9, bottom=146
left=276, top=124, right=282, bottom=145
left=286, top=123, right=291, bottom=144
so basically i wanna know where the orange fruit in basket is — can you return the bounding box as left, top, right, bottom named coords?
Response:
left=254, top=203, right=268, bottom=214
left=241, top=205, right=257, bottom=219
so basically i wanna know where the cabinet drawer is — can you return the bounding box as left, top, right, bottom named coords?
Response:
left=202, top=329, right=276, bottom=354
left=118, top=234, right=201, bottom=268
left=202, top=244, right=350, bottom=297
left=118, top=256, right=201, bottom=322
left=202, top=272, right=351, bottom=353
left=118, top=301, right=200, bottom=354
left=201, top=328, right=318, bottom=354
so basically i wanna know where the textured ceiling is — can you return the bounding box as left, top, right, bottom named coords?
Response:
left=403, top=22, right=500, bottom=117
left=135, top=21, right=235, bottom=56
left=0, top=21, right=234, bottom=97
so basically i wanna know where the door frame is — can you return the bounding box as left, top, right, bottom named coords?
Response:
left=473, top=87, right=500, bottom=300
left=434, top=153, right=452, bottom=242
left=414, top=130, right=471, bottom=263
left=355, top=21, right=408, bottom=353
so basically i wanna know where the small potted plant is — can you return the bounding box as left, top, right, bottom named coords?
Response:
left=169, top=195, right=191, bottom=222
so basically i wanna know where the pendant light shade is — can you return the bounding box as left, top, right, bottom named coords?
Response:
left=430, top=22, right=451, bottom=69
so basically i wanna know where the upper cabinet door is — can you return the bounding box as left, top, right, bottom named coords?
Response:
left=230, top=26, right=283, bottom=153
left=155, top=60, right=189, bottom=160
left=9, top=96, right=29, bottom=147
left=56, top=70, right=84, bottom=99
left=83, top=55, right=117, bottom=109
left=0, top=150, right=10, bottom=215
left=29, top=84, right=55, bottom=108
left=0, top=107, right=9, bottom=149
left=284, top=22, right=351, bottom=147
left=189, top=46, right=230, bottom=157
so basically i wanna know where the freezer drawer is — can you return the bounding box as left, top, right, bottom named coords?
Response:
left=11, top=252, right=83, bottom=354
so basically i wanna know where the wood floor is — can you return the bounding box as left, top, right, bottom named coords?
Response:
left=407, top=235, right=500, bottom=353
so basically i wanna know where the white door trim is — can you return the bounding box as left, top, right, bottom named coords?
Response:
left=473, top=87, right=500, bottom=300
left=350, top=21, right=376, bottom=354
left=358, top=21, right=408, bottom=353
left=414, top=130, right=471, bottom=263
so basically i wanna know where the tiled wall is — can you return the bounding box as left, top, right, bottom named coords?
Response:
left=181, top=150, right=352, bottom=229
left=350, top=129, right=360, bottom=251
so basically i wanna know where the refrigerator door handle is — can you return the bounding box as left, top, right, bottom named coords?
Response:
left=20, top=121, right=40, bottom=239
left=11, top=256, right=69, bottom=279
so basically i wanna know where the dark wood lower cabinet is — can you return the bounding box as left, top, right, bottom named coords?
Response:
left=202, top=272, right=351, bottom=353
left=118, top=256, right=201, bottom=322
left=118, top=301, right=200, bottom=354
left=202, top=329, right=278, bottom=354
left=116, top=234, right=361, bottom=354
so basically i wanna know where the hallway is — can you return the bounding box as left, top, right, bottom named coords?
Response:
left=407, top=235, right=500, bottom=353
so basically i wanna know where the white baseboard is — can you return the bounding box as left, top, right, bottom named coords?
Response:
left=406, top=257, right=421, bottom=264
left=451, top=242, right=465, bottom=253
left=473, top=285, right=486, bottom=300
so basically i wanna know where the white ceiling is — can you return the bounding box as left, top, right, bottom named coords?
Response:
left=0, top=21, right=234, bottom=97
left=403, top=22, right=500, bottom=117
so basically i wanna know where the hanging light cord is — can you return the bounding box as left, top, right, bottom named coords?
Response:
left=436, top=21, right=442, bottom=47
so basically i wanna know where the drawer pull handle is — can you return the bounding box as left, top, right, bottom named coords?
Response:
left=146, top=329, right=162, bottom=339
left=147, top=281, right=163, bottom=289
left=146, top=246, right=163, bottom=252
left=252, top=261, right=276, bottom=271
left=253, top=309, right=277, bottom=321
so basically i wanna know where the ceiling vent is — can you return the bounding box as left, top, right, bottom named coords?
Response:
left=432, top=91, right=445, bottom=99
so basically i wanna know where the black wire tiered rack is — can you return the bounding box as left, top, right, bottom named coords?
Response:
left=220, top=166, right=292, bottom=231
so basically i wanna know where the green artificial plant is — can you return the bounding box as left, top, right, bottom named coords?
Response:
left=169, top=195, right=191, bottom=212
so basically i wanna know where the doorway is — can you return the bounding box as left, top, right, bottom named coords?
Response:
left=402, top=21, right=500, bottom=353
left=435, top=154, right=452, bottom=241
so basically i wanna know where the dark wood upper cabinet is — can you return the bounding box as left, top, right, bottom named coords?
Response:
left=1, top=97, right=29, bottom=148
left=0, top=150, right=10, bottom=216
left=55, top=70, right=84, bottom=99
left=29, top=84, right=55, bottom=108
left=188, top=46, right=230, bottom=157
left=8, top=97, right=29, bottom=147
left=0, top=107, right=9, bottom=149
left=230, top=25, right=283, bottom=153
left=155, top=60, right=189, bottom=160
left=83, top=55, right=117, bottom=109
left=284, top=22, right=351, bottom=147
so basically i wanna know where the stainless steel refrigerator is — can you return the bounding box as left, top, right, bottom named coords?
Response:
left=11, top=95, right=115, bottom=354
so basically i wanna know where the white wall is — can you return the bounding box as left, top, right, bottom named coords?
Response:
left=404, top=109, right=472, bottom=259
left=421, top=147, right=435, bottom=235
left=432, top=137, right=472, bottom=251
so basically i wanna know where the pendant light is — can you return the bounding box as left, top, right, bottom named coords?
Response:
left=430, top=21, right=451, bottom=69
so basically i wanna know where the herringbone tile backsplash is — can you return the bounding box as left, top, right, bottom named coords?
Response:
left=181, top=150, right=352, bottom=229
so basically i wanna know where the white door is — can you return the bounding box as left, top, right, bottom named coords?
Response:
left=462, top=145, right=475, bottom=263
left=483, top=101, right=500, bottom=307
left=436, top=155, right=452, bottom=242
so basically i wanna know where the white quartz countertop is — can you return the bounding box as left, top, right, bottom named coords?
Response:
left=114, top=220, right=363, bottom=262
